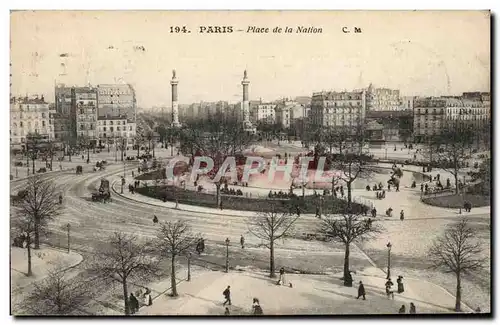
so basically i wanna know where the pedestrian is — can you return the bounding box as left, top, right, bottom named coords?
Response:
left=223, top=286, right=231, bottom=306
left=400, top=210, right=404, bottom=221
left=220, top=201, right=223, bottom=210
left=224, top=307, right=230, bottom=315
left=252, top=298, right=263, bottom=315
left=371, top=207, right=377, bottom=218
left=356, top=281, right=366, bottom=300
left=420, top=183, right=424, bottom=192
left=398, top=304, right=406, bottom=314
left=132, top=171, right=135, bottom=178
left=129, top=293, right=139, bottom=314
left=240, top=235, right=245, bottom=249
left=397, top=276, right=405, bottom=293
left=409, top=302, right=416, bottom=314
left=278, top=267, right=286, bottom=285
left=385, top=279, right=395, bottom=299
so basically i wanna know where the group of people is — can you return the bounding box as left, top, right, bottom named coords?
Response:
left=222, top=288, right=263, bottom=316
left=356, top=275, right=416, bottom=313
left=268, top=190, right=296, bottom=199
left=222, top=187, right=244, bottom=196
left=128, top=288, right=153, bottom=314
left=376, top=190, right=386, bottom=199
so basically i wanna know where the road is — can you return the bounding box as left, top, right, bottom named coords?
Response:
left=9, top=154, right=491, bottom=314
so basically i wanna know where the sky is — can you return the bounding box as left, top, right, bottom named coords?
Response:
left=10, top=10, right=490, bottom=108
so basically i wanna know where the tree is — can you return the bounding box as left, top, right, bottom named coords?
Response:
left=134, top=134, right=145, bottom=157
left=78, top=135, right=92, bottom=163
left=23, top=265, right=91, bottom=315
left=155, top=220, right=199, bottom=297
left=319, top=211, right=382, bottom=286
left=13, top=175, right=62, bottom=249
left=180, top=113, right=254, bottom=206
left=426, top=122, right=474, bottom=194
left=89, top=232, right=159, bottom=315
left=428, top=219, right=486, bottom=312
left=144, top=130, right=156, bottom=158
left=335, top=150, right=373, bottom=209
left=247, top=203, right=300, bottom=278
left=324, top=126, right=351, bottom=154
left=26, top=132, right=42, bottom=174
left=11, top=212, right=41, bottom=276
left=469, top=158, right=491, bottom=195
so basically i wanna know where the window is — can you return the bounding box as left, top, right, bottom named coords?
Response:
left=103, top=127, right=107, bottom=131
left=42, top=121, right=45, bottom=127
left=110, top=127, right=114, bottom=132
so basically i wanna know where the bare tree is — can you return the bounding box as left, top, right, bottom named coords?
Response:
left=11, top=212, right=45, bottom=276
left=247, top=203, right=300, bottom=278
left=155, top=220, right=199, bottom=297
left=134, top=134, right=145, bottom=157
left=324, top=126, right=351, bottom=154
left=13, top=175, right=62, bottom=249
left=319, top=211, right=382, bottom=286
left=23, top=265, right=91, bottom=315
left=425, top=122, right=474, bottom=193
left=428, top=219, right=486, bottom=312
left=144, top=130, right=156, bottom=157
left=89, top=232, right=159, bottom=315
left=26, top=132, right=42, bottom=174
left=78, top=135, right=92, bottom=163
left=180, top=113, right=254, bottom=206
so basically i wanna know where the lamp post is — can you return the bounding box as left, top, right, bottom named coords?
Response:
left=67, top=223, right=71, bottom=253
left=386, top=242, right=392, bottom=279
left=187, top=252, right=192, bottom=281
left=225, top=238, right=230, bottom=273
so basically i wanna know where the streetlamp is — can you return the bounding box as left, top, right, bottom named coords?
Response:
left=386, top=242, right=392, bottom=279
left=225, top=238, right=230, bottom=273
left=66, top=223, right=71, bottom=253
left=187, top=252, right=192, bottom=281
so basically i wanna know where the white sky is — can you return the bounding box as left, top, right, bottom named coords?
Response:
left=10, top=10, right=490, bottom=107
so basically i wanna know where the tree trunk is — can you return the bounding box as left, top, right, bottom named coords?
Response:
left=108, top=142, right=110, bottom=153
left=50, top=153, right=53, bottom=171
left=269, top=239, right=276, bottom=278
left=32, top=157, right=35, bottom=175
left=153, top=143, right=155, bottom=158
left=171, top=255, right=178, bottom=296
left=347, top=180, right=352, bottom=210
left=216, top=183, right=221, bottom=207
left=122, top=278, right=130, bottom=315
left=343, top=243, right=350, bottom=286
left=454, top=173, right=459, bottom=195
left=137, top=145, right=140, bottom=157
left=87, top=147, right=90, bottom=163
left=34, top=217, right=40, bottom=249
left=455, top=273, right=462, bottom=312
left=68, top=147, right=72, bottom=162
left=27, top=235, right=32, bottom=276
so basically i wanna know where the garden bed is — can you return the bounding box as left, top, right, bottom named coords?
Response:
left=422, top=193, right=490, bottom=208
left=135, top=185, right=369, bottom=214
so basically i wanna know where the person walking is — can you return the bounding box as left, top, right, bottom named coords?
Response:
left=400, top=210, right=404, bottom=221
left=278, top=267, right=286, bottom=285
left=223, top=286, right=232, bottom=306
left=356, top=281, right=366, bottom=300
left=240, top=235, right=245, bottom=249
left=224, top=307, right=230, bottom=315
left=398, top=305, right=406, bottom=314
left=409, top=302, right=416, bottom=314
left=252, top=298, right=263, bottom=315
left=397, top=276, right=405, bottom=294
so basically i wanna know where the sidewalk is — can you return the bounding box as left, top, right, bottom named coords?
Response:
left=138, top=268, right=471, bottom=315
left=10, top=245, right=84, bottom=292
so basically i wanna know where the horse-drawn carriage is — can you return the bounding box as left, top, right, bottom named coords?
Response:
left=91, top=179, right=111, bottom=203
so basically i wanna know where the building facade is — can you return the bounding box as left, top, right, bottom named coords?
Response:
left=74, top=87, right=98, bottom=143
left=96, top=84, right=136, bottom=121
left=412, top=97, right=447, bottom=141
left=252, top=104, right=277, bottom=124
left=444, top=93, right=490, bottom=131
left=10, top=96, right=54, bottom=149
left=310, top=90, right=366, bottom=129
left=366, top=85, right=401, bottom=112
left=97, top=117, right=136, bottom=147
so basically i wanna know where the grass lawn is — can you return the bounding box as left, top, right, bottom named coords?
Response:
left=422, top=193, right=490, bottom=208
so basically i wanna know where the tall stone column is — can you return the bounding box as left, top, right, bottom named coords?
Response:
left=171, top=69, right=181, bottom=127
left=241, top=70, right=254, bottom=131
